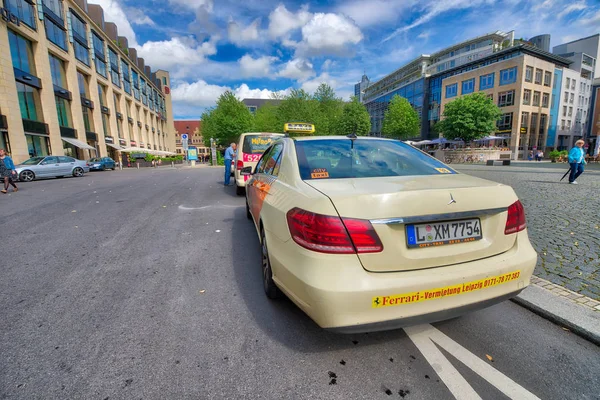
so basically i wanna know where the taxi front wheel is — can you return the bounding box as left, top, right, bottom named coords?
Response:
left=261, top=228, right=280, bottom=300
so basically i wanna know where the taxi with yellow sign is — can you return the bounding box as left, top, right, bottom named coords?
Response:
left=234, top=132, right=285, bottom=195
left=242, top=135, right=537, bottom=332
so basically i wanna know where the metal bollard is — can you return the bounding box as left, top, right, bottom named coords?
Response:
left=137, top=162, right=139, bottom=169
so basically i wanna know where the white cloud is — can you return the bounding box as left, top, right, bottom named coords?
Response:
left=88, top=0, right=138, bottom=46
left=300, top=72, right=338, bottom=93
left=172, top=80, right=290, bottom=112
left=136, top=36, right=217, bottom=72
left=239, top=54, right=278, bottom=77
left=338, top=0, right=416, bottom=27
left=557, top=1, right=587, bottom=18
left=297, top=13, right=363, bottom=56
left=168, top=0, right=213, bottom=11
left=228, top=18, right=261, bottom=46
left=268, top=4, right=312, bottom=39
left=278, top=58, right=316, bottom=82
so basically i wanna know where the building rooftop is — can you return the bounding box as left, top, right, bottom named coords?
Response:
left=174, top=120, right=201, bottom=135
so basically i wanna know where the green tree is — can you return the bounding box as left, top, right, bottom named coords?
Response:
left=382, top=95, right=420, bottom=139
left=435, top=92, right=502, bottom=142
left=312, top=83, right=344, bottom=135
left=338, top=96, right=371, bottom=135
left=253, top=102, right=281, bottom=133
left=275, top=89, right=319, bottom=135
left=201, top=91, right=254, bottom=147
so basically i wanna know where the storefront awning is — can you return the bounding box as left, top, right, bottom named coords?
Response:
left=62, top=137, right=96, bottom=150
left=106, top=143, right=123, bottom=150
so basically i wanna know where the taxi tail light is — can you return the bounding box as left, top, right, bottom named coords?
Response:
left=504, top=200, right=527, bottom=235
left=286, top=208, right=382, bottom=254
left=237, top=160, right=244, bottom=170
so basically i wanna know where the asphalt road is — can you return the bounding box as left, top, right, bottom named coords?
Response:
left=1, top=167, right=598, bottom=400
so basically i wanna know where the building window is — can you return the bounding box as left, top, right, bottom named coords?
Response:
left=551, top=94, right=556, bottom=109
left=521, top=112, right=529, bottom=128
left=5, top=0, right=37, bottom=29
left=121, top=60, right=131, bottom=95
left=8, top=30, right=36, bottom=74
left=92, top=32, right=107, bottom=78
left=82, top=107, right=94, bottom=132
left=101, top=114, right=110, bottom=137
left=445, top=83, right=458, bottom=98
left=539, top=114, right=547, bottom=135
left=500, top=67, right=517, bottom=85
left=530, top=113, right=538, bottom=133
left=74, top=41, right=90, bottom=66
left=525, top=66, right=533, bottom=83
left=77, top=71, right=89, bottom=98
left=568, top=107, right=572, bottom=117
left=97, top=84, right=107, bottom=107
left=49, top=53, right=67, bottom=88
left=523, top=89, right=531, bottom=105
left=462, top=78, right=475, bottom=95
left=71, top=11, right=89, bottom=65
left=565, top=77, right=570, bottom=88
left=44, top=19, right=67, bottom=51
left=479, top=73, right=494, bottom=90
left=43, top=0, right=64, bottom=17
left=542, top=93, right=549, bottom=108
left=563, top=106, right=567, bottom=117
left=497, top=112, right=513, bottom=131
left=532, top=91, right=540, bottom=106
left=498, top=90, right=515, bottom=107
left=141, top=78, right=148, bottom=105
left=543, top=71, right=551, bottom=87
left=16, top=82, right=41, bottom=121
left=571, top=79, right=576, bottom=90
left=570, top=93, right=574, bottom=104
left=55, top=96, right=72, bottom=127
left=132, top=70, right=140, bottom=100
left=564, top=91, right=569, bottom=102
left=560, top=119, right=565, bottom=130
left=108, top=47, right=120, bottom=88
left=534, top=69, right=542, bottom=84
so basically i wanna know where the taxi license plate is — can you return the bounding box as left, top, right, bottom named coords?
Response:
left=406, top=218, right=482, bottom=248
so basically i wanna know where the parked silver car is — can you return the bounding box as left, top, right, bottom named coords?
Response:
left=15, top=156, right=90, bottom=182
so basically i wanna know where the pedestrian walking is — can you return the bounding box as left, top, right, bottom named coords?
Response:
left=223, top=142, right=236, bottom=186
left=568, top=140, right=587, bottom=184
left=0, top=149, right=18, bottom=193
left=536, top=150, right=544, bottom=161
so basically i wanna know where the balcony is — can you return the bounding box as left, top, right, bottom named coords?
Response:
left=60, top=126, right=77, bottom=138
left=23, top=119, right=50, bottom=135
left=0, top=114, right=7, bottom=130
left=86, top=131, right=98, bottom=142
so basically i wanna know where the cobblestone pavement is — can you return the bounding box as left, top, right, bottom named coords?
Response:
left=454, top=162, right=600, bottom=300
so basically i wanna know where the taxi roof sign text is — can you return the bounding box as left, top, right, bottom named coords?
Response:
left=284, top=123, right=315, bottom=134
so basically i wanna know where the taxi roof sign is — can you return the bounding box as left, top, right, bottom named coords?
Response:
left=284, top=123, right=315, bottom=134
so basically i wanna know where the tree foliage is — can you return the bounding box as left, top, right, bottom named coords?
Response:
left=381, top=95, right=420, bottom=139
left=253, top=102, right=280, bottom=133
left=338, top=96, right=371, bottom=135
left=435, top=92, right=502, bottom=142
left=202, top=91, right=254, bottom=147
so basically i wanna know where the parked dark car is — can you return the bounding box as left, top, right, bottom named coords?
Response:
left=88, top=157, right=116, bottom=171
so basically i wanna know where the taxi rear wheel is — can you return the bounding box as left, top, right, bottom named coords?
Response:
left=261, top=227, right=280, bottom=299
left=236, top=185, right=244, bottom=196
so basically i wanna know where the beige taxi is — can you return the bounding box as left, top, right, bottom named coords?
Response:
left=243, top=136, right=537, bottom=333
left=234, top=132, right=284, bottom=195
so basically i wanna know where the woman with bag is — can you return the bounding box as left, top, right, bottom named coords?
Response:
left=568, top=140, right=587, bottom=185
left=0, top=149, right=18, bottom=193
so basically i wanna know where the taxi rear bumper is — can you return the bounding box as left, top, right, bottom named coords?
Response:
left=266, top=229, right=537, bottom=332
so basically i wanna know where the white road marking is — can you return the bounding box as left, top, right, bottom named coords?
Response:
left=404, top=324, right=540, bottom=400
left=178, top=205, right=241, bottom=211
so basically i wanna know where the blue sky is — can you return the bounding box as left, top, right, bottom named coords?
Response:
left=88, top=0, right=600, bottom=119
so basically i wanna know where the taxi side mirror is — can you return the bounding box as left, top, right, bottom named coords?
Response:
left=241, top=166, right=253, bottom=176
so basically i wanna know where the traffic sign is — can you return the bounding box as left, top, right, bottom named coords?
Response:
left=182, top=138, right=189, bottom=150
left=181, top=133, right=188, bottom=140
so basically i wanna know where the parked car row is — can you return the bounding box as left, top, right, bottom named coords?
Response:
left=13, top=156, right=117, bottom=182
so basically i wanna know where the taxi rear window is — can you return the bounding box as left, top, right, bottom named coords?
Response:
left=242, top=135, right=280, bottom=154
left=295, top=139, right=456, bottom=180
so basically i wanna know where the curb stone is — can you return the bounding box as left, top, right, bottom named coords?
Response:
left=511, top=276, right=600, bottom=346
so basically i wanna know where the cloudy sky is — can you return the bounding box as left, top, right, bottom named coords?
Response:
left=88, top=0, right=600, bottom=119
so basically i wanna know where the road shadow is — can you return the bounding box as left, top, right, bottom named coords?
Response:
left=230, top=207, right=408, bottom=353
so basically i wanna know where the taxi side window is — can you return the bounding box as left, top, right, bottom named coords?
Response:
left=256, top=145, right=275, bottom=174
left=264, top=143, right=284, bottom=176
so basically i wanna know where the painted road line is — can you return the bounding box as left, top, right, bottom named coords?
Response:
left=405, top=324, right=540, bottom=400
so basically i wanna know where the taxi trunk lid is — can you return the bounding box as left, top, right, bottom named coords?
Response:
left=306, top=175, right=518, bottom=272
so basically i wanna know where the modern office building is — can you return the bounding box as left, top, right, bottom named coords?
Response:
left=553, top=34, right=600, bottom=79
left=0, top=0, right=176, bottom=164
left=589, top=78, right=600, bottom=156
left=529, top=34, right=551, bottom=53
left=354, top=74, right=370, bottom=103
left=174, top=120, right=208, bottom=157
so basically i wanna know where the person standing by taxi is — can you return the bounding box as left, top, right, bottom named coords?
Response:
left=0, top=148, right=18, bottom=193
left=224, top=142, right=236, bottom=186
left=568, top=140, right=586, bottom=184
